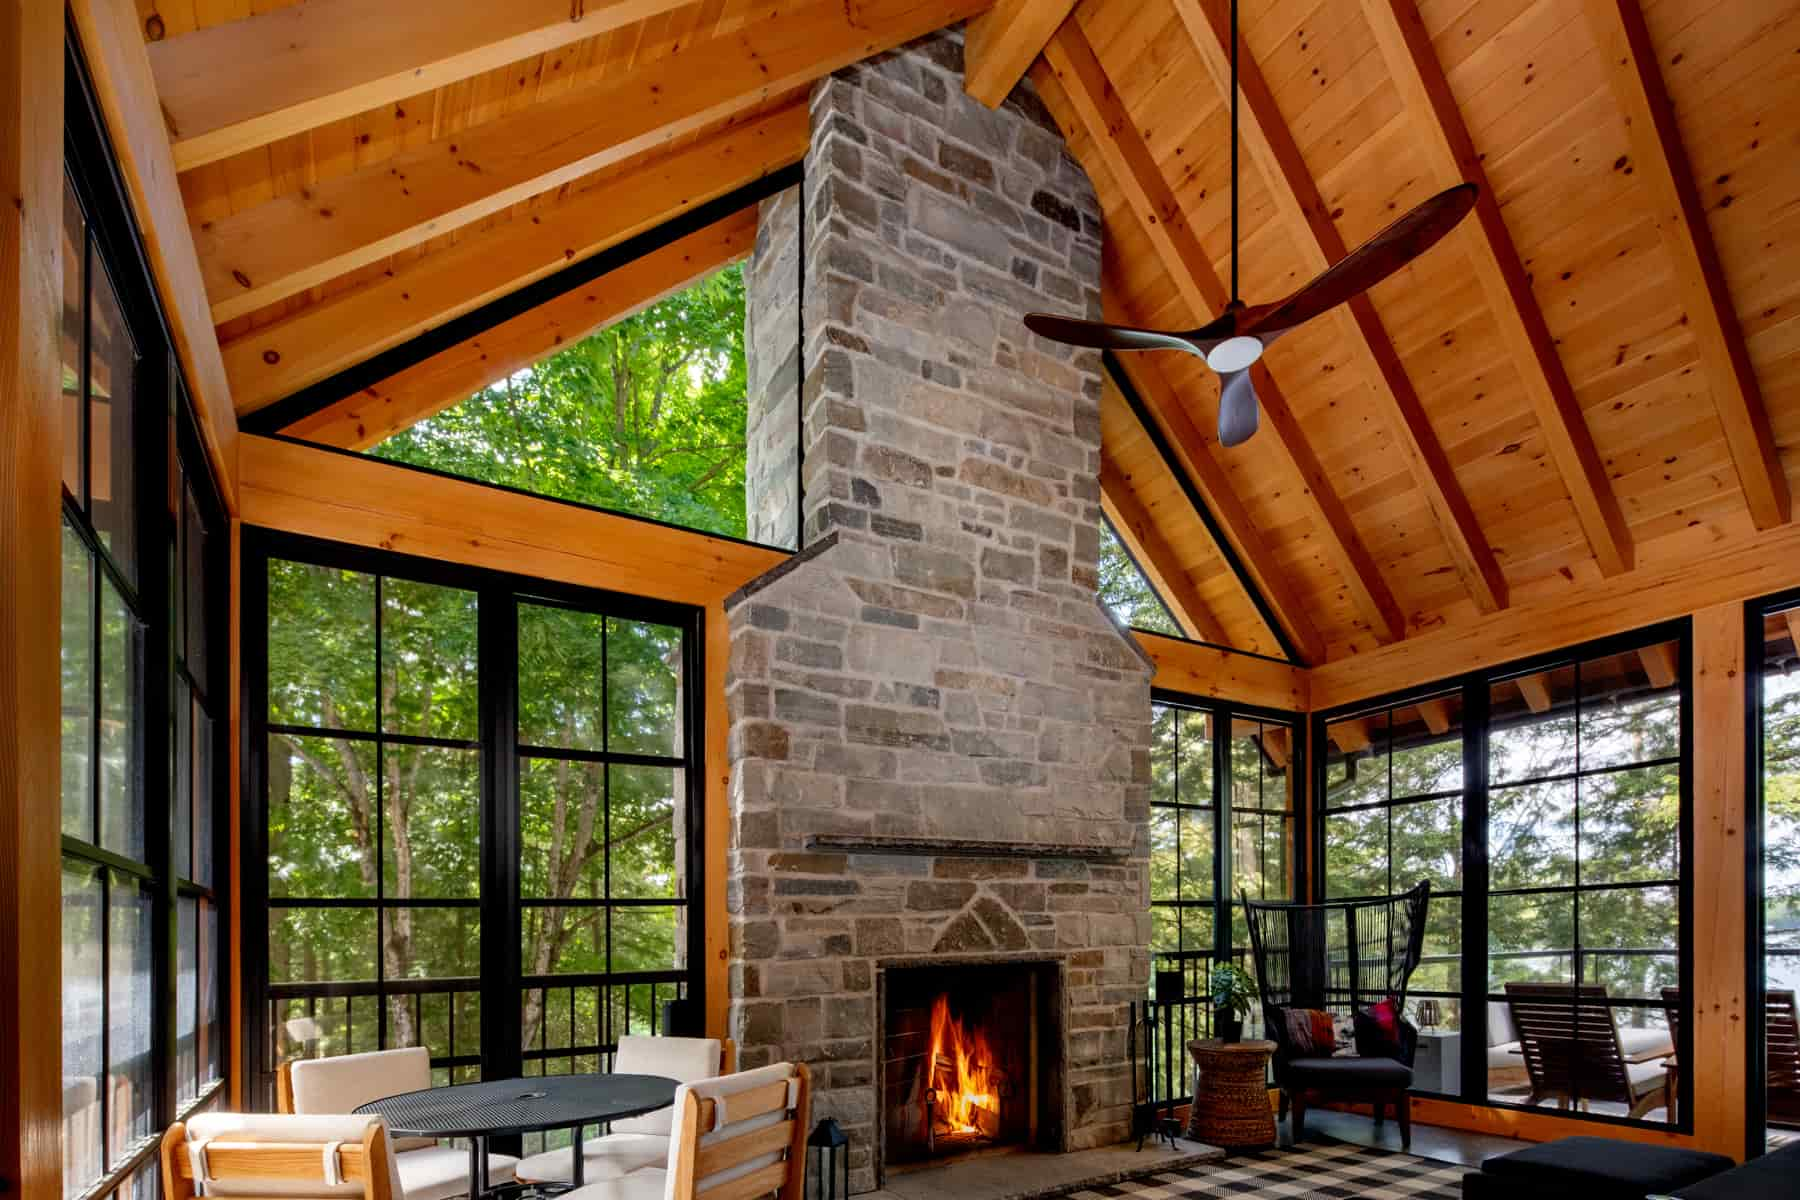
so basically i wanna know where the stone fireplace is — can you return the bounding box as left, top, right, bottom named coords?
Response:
left=727, top=26, right=1153, bottom=1193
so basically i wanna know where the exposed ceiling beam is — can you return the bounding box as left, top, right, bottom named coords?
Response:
left=1034, top=23, right=1406, bottom=645
left=1359, top=0, right=1634, bottom=578
left=1173, top=0, right=1506, bottom=615
left=1515, top=672, right=1554, bottom=714
left=1261, top=727, right=1291, bottom=769
left=68, top=0, right=240, bottom=502
left=192, top=0, right=990, bottom=324
left=1637, top=639, right=1679, bottom=689
left=1415, top=696, right=1454, bottom=736
left=1099, top=451, right=1233, bottom=645
left=149, top=0, right=693, bottom=172
left=1105, top=336, right=1326, bottom=665
left=1785, top=611, right=1800, bottom=659
left=1329, top=718, right=1373, bottom=754
left=285, top=207, right=758, bottom=450
left=963, top=0, right=1078, bottom=108
left=1583, top=0, right=1788, bottom=531
left=223, top=105, right=807, bottom=415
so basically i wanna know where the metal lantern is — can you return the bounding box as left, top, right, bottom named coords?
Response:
left=806, top=1117, right=850, bottom=1200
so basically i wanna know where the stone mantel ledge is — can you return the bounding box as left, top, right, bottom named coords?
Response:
left=804, top=834, right=1132, bottom=861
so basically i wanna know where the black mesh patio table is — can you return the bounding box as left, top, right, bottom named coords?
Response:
left=356, top=1073, right=679, bottom=1198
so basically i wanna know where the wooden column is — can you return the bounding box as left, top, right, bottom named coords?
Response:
left=0, top=2, right=67, bottom=1198
left=704, top=600, right=732, bottom=1041
left=1692, top=602, right=1749, bottom=1160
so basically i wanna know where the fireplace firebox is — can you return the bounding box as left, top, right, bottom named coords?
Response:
left=878, top=961, right=1064, bottom=1175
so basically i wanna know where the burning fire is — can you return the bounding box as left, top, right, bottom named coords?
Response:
left=927, top=994, right=998, bottom=1134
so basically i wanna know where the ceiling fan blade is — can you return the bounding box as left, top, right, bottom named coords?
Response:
left=1218, top=369, right=1259, bottom=448
left=1244, top=183, right=1478, bottom=338
left=1023, top=312, right=1234, bottom=357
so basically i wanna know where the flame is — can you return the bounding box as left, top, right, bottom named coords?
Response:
left=927, top=994, right=998, bottom=1134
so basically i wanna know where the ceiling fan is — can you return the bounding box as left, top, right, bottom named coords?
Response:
left=1024, top=0, right=1478, bottom=447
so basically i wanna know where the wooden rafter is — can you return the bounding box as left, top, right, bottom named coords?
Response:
left=1329, top=718, right=1373, bottom=754
left=224, top=105, right=807, bottom=414
left=1515, top=672, right=1554, bottom=714
left=1637, top=639, right=1678, bottom=689
left=963, top=0, right=1078, bottom=108
left=1359, top=0, right=1634, bottom=578
left=1099, top=450, right=1232, bottom=645
left=192, top=0, right=990, bottom=324
left=1415, top=696, right=1454, bottom=736
left=1173, top=0, right=1507, bottom=615
left=68, top=0, right=240, bottom=499
left=285, top=208, right=758, bottom=450
left=1033, top=22, right=1407, bottom=645
left=1583, top=0, right=1788, bottom=531
left=150, top=0, right=693, bottom=171
left=1785, top=611, right=1800, bottom=660
left=1105, top=330, right=1327, bottom=665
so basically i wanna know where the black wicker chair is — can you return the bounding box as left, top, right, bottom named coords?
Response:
left=1240, top=881, right=1431, bottom=1148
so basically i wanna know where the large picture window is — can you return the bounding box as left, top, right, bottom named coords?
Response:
left=1315, top=625, right=1689, bottom=1131
left=1148, top=694, right=1299, bottom=1103
left=60, top=49, right=231, bottom=1200
left=245, top=534, right=703, bottom=1113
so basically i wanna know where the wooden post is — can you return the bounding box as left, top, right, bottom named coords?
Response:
left=0, top=6, right=68, bottom=1200
left=1691, top=603, right=1749, bottom=1160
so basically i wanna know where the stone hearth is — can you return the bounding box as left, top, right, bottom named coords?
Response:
left=727, top=27, right=1153, bottom=1193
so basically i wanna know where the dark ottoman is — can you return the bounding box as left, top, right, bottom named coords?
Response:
left=1462, top=1136, right=1733, bottom=1199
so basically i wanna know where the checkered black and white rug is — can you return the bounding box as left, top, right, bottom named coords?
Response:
left=1065, top=1141, right=1468, bottom=1199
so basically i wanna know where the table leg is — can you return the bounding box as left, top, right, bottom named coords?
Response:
left=572, top=1126, right=584, bottom=1188
left=468, top=1138, right=482, bottom=1200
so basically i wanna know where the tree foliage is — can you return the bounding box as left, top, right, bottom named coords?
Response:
left=1097, top=521, right=1180, bottom=637
left=371, top=265, right=750, bottom=539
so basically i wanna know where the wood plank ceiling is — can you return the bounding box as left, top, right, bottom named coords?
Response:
left=130, top=0, right=1799, bottom=670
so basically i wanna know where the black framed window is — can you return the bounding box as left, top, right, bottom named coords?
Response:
left=60, top=34, right=231, bottom=1200
left=258, top=173, right=805, bottom=555
left=1148, top=693, right=1301, bottom=1103
left=1322, top=692, right=1465, bottom=1074
left=1314, top=623, right=1690, bottom=1131
left=1748, top=594, right=1800, bottom=1151
left=244, top=532, right=704, bottom=1116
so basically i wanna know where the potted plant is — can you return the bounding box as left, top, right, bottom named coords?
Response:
left=1209, top=964, right=1257, bottom=1044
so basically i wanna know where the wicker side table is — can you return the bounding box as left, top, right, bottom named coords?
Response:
left=1186, top=1038, right=1277, bottom=1149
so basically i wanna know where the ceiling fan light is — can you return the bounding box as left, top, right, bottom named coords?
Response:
left=1205, top=335, right=1264, bottom=373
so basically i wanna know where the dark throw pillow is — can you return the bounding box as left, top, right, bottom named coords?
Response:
left=1353, top=996, right=1404, bottom=1058
left=1282, top=1006, right=1338, bottom=1055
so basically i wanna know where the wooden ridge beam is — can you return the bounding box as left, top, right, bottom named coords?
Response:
left=68, top=0, right=240, bottom=503
left=963, top=0, right=1078, bottom=108
left=1173, top=0, right=1506, bottom=615
left=1034, top=23, right=1406, bottom=645
left=1583, top=0, right=1788, bottom=531
left=150, top=0, right=692, bottom=172
left=285, top=208, right=758, bottom=450
left=1359, top=0, right=1632, bottom=578
left=224, top=104, right=807, bottom=415
left=1099, top=451, right=1233, bottom=645
left=193, top=0, right=989, bottom=324
left=1105, top=332, right=1328, bottom=666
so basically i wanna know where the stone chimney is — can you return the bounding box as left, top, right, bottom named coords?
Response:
left=729, top=28, right=1152, bottom=1191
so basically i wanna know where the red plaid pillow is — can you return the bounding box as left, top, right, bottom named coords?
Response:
left=1282, top=1007, right=1337, bottom=1055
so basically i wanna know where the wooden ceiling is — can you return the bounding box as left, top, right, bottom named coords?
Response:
left=124, top=0, right=1799, bottom=670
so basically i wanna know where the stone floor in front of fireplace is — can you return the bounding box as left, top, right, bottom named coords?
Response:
left=868, top=1137, right=1226, bottom=1200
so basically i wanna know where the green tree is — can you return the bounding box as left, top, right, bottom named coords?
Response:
left=372, top=265, right=750, bottom=539
left=1098, top=521, right=1180, bottom=636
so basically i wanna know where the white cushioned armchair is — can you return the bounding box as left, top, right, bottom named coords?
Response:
left=512, top=1036, right=728, bottom=1186
left=280, top=1047, right=518, bottom=1200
